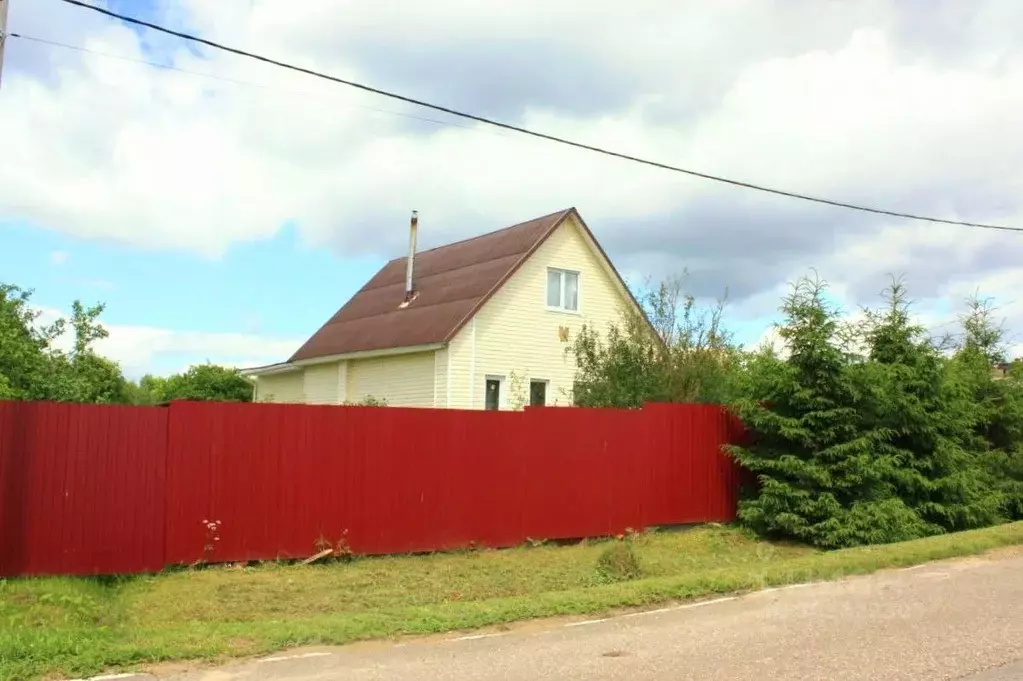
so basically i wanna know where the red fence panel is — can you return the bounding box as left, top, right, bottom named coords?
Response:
left=2, top=399, right=745, bottom=577
left=0, top=401, right=167, bottom=578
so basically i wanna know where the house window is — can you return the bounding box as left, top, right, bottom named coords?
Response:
left=529, top=379, right=547, bottom=407
left=546, top=268, right=579, bottom=312
left=485, top=377, right=501, bottom=411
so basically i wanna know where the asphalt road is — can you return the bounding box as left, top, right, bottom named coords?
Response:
left=137, top=550, right=1022, bottom=681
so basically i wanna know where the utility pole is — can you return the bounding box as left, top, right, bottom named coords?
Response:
left=0, top=0, right=9, bottom=89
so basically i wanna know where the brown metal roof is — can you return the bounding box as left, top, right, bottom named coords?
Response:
left=289, top=208, right=576, bottom=362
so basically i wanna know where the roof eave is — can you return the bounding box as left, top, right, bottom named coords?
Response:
left=286, top=342, right=448, bottom=368
left=239, top=362, right=301, bottom=378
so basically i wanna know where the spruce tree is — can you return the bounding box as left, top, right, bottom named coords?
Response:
left=728, top=275, right=924, bottom=548
left=860, top=279, right=1003, bottom=532
left=950, top=295, right=1023, bottom=520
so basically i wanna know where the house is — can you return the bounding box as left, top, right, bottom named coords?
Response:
left=243, top=207, right=646, bottom=409
left=992, top=362, right=1014, bottom=381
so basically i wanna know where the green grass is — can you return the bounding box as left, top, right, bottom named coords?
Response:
left=3, top=522, right=1022, bottom=681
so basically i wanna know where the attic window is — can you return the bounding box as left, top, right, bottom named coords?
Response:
left=546, top=268, right=579, bottom=312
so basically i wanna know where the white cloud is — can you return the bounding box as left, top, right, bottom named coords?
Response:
left=94, top=323, right=302, bottom=378
left=32, top=306, right=301, bottom=378
left=49, top=250, right=69, bottom=266
left=3, top=0, right=1023, bottom=348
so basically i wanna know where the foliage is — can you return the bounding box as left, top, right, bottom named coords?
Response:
left=729, top=273, right=1015, bottom=549
left=727, top=275, right=930, bottom=548
left=857, top=278, right=1002, bottom=532
left=571, top=271, right=741, bottom=408
left=0, top=283, right=132, bottom=404
left=135, top=364, right=254, bottom=404
left=1, top=281, right=255, bottom=406
left=0, top=283, right=63, bottom=400
left=508, top=369, right=529, bottom=411
left=948, top=295, right=1023, bottom=520
left=595, top=538, right=643, bottom=583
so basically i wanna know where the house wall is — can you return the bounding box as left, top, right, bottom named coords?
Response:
left=433, top=348, right=449, bottom=407
left=345, top=350, right=436, bottom=407
left=446, top=213, right=636, bottom=410
left=254, top=371, right=304, bottom=403
left=303, top=362, right=341, bottom=405
left=446, top=321, right=473, bottom=408
left=337, top=361, right=348, bottom=403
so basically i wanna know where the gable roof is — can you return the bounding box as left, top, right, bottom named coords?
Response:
left=288, top=207, right=637, bottom=363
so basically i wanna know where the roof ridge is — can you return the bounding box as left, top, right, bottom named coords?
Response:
left=386, top=207, right=574, bottom=262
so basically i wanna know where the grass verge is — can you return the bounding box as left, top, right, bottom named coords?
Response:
left=2, top=521, right=1022, bottom=681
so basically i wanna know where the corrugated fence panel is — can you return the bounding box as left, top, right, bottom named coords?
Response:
left=2, top=398, right=745, bottom=577
left=0, top=401, right=28, bottom=577
left=0, top=401, right=167, bottom=577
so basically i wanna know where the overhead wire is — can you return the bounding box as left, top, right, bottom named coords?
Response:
left=8, top=33, right=486, bottom=132
left=54, top=0, right=1023, bottom=234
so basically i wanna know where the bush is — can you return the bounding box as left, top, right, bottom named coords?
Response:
left=595, top=540, right=642, bottom=583
left=571, top=272, right=741, bottom=408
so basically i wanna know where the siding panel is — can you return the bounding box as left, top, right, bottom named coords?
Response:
left=346, top=351, right=436, bottom=407
left=447, top=324, right=473, bottom=409
left=255, top=371, right=304, bottom=403
left=449, top=214, right=634, bottom=409
left=433, top=348, right=449, bottom=407
left=303, top=363, right=340, bottom=405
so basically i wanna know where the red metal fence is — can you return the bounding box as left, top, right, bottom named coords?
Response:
left=0, top=400, right=746, bottom=578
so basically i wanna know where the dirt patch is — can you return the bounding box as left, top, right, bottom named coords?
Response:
left=225, top=637, right=257, bottom=652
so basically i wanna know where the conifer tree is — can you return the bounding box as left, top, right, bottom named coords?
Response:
left=860, top=279, right=1003, bottom=532
left=728, top=275, right=925, bottom=548
left=950, top=295, right=1023, bottom=520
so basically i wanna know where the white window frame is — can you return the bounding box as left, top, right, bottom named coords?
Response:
left=528, top=378, right=550, bottom=407
left=546, top=267, right=580, bottom=313
left=484, top=374, right=506, bottom=411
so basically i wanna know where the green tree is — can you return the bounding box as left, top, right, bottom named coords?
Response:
left=0, top=284, right=63, bottom=399
left=727, top=274, right=928, bottom=549
left=571, top=272, right=740, bottom=408
left=0, top=283, right=130, bottom=403
left=139, top=363, right=253, bottom=403
left=949, top=295, right=1023, bottom=520
left=859, top=279, right=1002, bottom=533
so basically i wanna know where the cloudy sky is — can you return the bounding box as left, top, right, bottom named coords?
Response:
left=2, top=0, right=1022, bottom=377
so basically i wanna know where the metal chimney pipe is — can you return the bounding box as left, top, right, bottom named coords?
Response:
left=405, top=210, right=418, bottom=299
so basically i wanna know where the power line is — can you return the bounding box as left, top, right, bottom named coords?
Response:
left=8, top=33, right=484, bottom=132
left=52, top=0, right=1023, bottom=233
left=926, top=298, right=1020, bottom=334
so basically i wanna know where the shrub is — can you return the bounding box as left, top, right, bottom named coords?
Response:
left=595, top=540, right=642, bottom=583
left=571, top=271, right=741, bottom=408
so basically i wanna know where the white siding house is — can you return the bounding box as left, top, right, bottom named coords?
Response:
left=244, top=208, right=649, bottom=409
